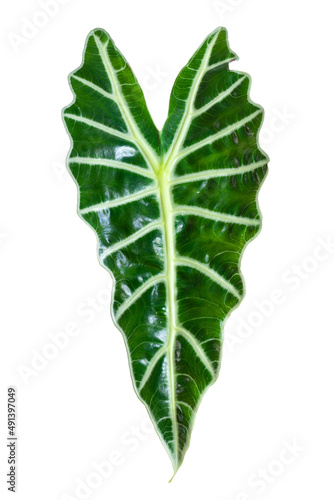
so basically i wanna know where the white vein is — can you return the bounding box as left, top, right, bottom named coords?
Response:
left=80, top=186, right=158, bottom=214
left=71, top=75, right=114, bottom=100
left=175, top=373, right=201, bottom=394
left=177, top=327, right=215, bottom=377
left=170, top=159, right=268, bottom=185
left=64, top=113, right=130, bottom=141
left=115, top=273, right=166, bottom=320
left=176, top=256, right=241, bottom=299
left=93, top=35, right=160, bottom=173
left=173, top=205, right=260, bottom=226
left=163, top=35, right=218, bottom=170
left=178, top=109, right=262, bottom=160
left=139, top=345, right=168, bottom=392
left=201, top=337, right=219, bottom=346
left=100, top=220, right=163, bottom=260
left=177, top=401, right=194, bottom=413
left=207, top=56, right=236, bottom=70
left=156, top=416, right=171, bottom=425
left=68, top=157, right=155, bottom=179
left=192, top=76, right=246, bottom=117
left=158, top=167, right=179, bottom=457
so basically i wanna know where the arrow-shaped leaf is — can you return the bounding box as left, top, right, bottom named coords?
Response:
left=63, top=27, right=268, bottom=475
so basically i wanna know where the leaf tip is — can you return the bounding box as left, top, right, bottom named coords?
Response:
left=88, top=27, right=111, bottom=44
left=168, top=462, right=180, bottom=483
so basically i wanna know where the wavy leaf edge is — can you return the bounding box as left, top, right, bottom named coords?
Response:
left=62, top=26, right=269, bottom=478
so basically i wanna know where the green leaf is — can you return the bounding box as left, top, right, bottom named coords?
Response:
left=62, top=27, right=268, bottom=476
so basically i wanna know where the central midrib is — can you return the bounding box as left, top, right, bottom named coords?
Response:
left=157, top=166, right=179, bottom=467
left=155, top=38, right=217, bottom=468
left=95, top=30, right=217, bottom=467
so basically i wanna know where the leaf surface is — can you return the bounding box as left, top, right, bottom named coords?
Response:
left=63, top=27, right=268, bottom=475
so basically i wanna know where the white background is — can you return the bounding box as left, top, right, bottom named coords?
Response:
left=1, top=0, right=334, bottom=498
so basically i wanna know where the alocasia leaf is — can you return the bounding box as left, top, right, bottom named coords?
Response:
left=62, top=27, right=268, bottom=476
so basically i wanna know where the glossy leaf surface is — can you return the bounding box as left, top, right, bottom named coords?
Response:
left=63, top=27, right=268, bottom=474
